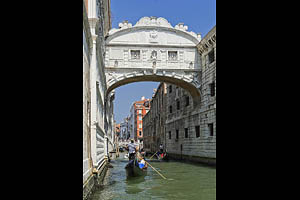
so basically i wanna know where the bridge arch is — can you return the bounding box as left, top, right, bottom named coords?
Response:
left=104, top=17, right=202, bottom=106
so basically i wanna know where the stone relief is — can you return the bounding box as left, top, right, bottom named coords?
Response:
left=149, top=30, right=158, bottom=43
left=151, top=50, right=157, bottom=60
left=114, top=60, right=118, bottom=67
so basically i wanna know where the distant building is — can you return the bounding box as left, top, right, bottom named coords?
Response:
left=143, top=83, right=167, bottom=153
left=129, top=97, right=151, bottom=145
left=120, top=117, right=130, bottom=141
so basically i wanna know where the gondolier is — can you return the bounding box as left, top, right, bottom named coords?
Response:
left=126, top=139, right=137, bottom=160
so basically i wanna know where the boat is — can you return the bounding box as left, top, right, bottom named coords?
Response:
left=146, top=152, right=168, bottom=162
left=125, top=154, right=147, bottom=177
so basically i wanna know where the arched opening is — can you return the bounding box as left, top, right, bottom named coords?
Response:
left=106, top=75, right=201, bottom=108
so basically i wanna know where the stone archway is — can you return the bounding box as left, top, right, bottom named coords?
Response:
left=104, top=16, right=202, bottom=106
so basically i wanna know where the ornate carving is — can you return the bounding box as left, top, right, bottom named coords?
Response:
left=114, top=60, right=118, bottom=67
left=151, top=50, right=157, bottom=60
left=192, top=73, right=201, bottom=88
left=149, top=30, right=158, bottom=43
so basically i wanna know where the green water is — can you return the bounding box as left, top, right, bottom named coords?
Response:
left=90, top=154, right=216, bottom=200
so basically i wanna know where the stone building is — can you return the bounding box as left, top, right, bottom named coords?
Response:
left=143, top=83, right=167, bottom=153
left=143, top=26, right=216, bottom=165
left=83, top=0, right=93, bottom=193
left=120, top=117, right=130, bottom=141
left=83, top=0, right=115, bottom=199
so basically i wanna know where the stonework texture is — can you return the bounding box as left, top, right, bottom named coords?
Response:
left=143, top=26, right=216, bottom=165
left=83, top=0, right=115, bottom=198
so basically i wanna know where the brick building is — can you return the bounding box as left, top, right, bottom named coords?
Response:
left=129, top=97, right=151, bottom=145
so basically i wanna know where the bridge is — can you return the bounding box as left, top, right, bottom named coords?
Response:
left=104, top=16, right=203, bottom=106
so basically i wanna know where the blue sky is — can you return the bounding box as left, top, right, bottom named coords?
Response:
left=110, top=0, right=216, bottom=124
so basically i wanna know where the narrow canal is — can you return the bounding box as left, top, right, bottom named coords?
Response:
left=90, top=153, right=216, bottom=200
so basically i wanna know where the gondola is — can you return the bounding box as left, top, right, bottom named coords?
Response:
left=146, top=152, right=169, bottom=162
left=125, top=155, right=147, bottom=177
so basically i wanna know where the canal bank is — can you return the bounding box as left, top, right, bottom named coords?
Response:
left=167, top=153, right=216, bottom=166
left=83, top=152, right=120, bottom=200
left=90, top=152, right=216, bottom=200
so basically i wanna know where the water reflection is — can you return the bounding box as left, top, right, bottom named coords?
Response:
left=125, top=176, right=146, bottom=194
left=90, top=154, right=216, bottom=200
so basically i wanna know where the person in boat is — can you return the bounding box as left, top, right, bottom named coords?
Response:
left=126, top=139, right=138, bottom=161
left=137, top=152, right=148, bottom=170
left=156, top=143, right=164, bottom=158
left=159, top=143, right=164, bottom=153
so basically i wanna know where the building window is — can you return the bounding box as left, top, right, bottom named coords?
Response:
left=208, top=123, right=214, bottom=136
left=169, top=85, right=172, bottom=93
left=184, top=128, right=188, bottom=138
left=209, top=82, right=215, bottom=96
left=139, top=123, right=142, bottom=129
left=195, top=126, right=200, bottom=138
left=139, top=131, right=142, bottom=136
left=139, top=116, right=142, bottom=121
left=168, top=51, right=178, bottom=61
left=176, top=129, right=179, bottom=139
left=169, top=131, right=171, bottom=139
left=208, top=48, right=215, bottom=64
left=131, top=50, right=140, bottom=60
left=138, top=110, right=142, bottom=114
left=185, top=96, right=189, bottom=107
left=169, top=105, right=173, bottom=113
left=177, top=100, right=180, bottom=110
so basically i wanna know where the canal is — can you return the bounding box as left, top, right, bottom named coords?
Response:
left=90, top=153, right=216, bottom=200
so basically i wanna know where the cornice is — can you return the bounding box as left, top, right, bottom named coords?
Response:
left=197, top=26, right=216, bottom=54
left=107, top=17, right=201, bottom=45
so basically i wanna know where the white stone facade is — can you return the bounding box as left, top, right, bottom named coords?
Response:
left=104, top=17, right=202, bottom=105
left=83, top=1, right=93, bottom=184
left=83, top=1, right=114, bottom=198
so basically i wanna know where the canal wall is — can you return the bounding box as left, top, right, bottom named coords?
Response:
left=167, top=153, right=216, bottom=166
left=83, top=160, right=109, bottom=200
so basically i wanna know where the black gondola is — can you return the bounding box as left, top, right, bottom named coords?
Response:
left=125, top=155, right=147, bottom=177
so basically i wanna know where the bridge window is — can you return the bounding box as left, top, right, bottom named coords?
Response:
left=208, top=48, right=215, bottom=64
left=131, top=50, right=140, bottom=60
left=168, top=51, right=178, bottom=61
left=195, top=126, right=200, bottom=138
left=139, top=131, right=142, bottom=136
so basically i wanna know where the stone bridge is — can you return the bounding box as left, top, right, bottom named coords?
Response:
left=104, top=16, right=202, bottom=106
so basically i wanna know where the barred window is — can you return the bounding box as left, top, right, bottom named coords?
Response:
left=168, top=51, right=178, bottom=61
left=131, top=50, right=140, bottom=60
left=177, top=100, right=180, bottom=110
left=208, top=123, right=214, bottom=136
left=185, top=128, right=188, bottom=138
left=209, top=82, right=215, bottom=96
left=195, top=126, right=200, bottom=138
left=169, top=105, right=173, bottom=113
left=185, top=96, right=189, bottom=106
left=208, top=49, right=215, bottom=64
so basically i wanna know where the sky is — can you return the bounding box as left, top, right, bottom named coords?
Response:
left=110, top=0, right=216, bottom=124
